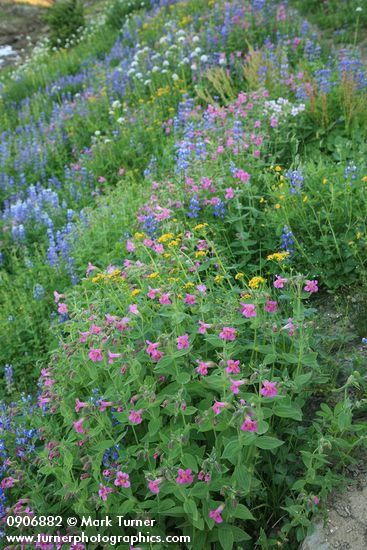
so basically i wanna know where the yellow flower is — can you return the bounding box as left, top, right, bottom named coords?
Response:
left=275, top=203, right=281, bottom=209
left=193, top=223, right=209, bottom=231
left=275, top=165, right=282, bottom=172
left=168, top=239, right=180, bottom=247
left=303, top=195, right=309, bottom=203
left=148, top=272, right=159, bottom=279
left=248, top=276, right=266, bottom=289
left=356, top=232, right=362, bottom=240
left=235, top=272, right=245, bottom=280
left=184, top=282, right=195, bottom=289
left=195, top=250, right=207, bottom=257
left=242, top=293, right=251, bottom=299
left=134, top=232, right=145, bottom=240
left=214, top=275, right=224, bottom=283
left=362, top=176, right=367, bottom=182
left=131, top=289, right=141, bottom=296
left=322, top=178, right=328, bottom=184
left=279, top=194, right=285, bottom=200
left=164, top=253, right=171, bottom=259
left=279, top=176, right=284, bottom=182
left=157, top=233, right=174, bottom=243
left=267, top=252, right=290, bottom=262
left=259, top=197, right=266, bottom=203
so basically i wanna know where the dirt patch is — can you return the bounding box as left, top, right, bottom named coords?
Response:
left=301, top=460, right=367, bottom=549
left=0, top=0, right=49, bottom=67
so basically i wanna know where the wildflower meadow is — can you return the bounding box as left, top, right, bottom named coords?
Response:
left=0, top=0, right=367, bottom=549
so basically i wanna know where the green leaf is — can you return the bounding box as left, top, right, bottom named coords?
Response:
left=273, top=402, right=303, bottom=421
left=232, top=503, right=255, bottom=520
left=222, top=439, right=241, bottom=464
left=219, top=526, right=234, bottom=550
left=182, top=453, right=197, bottom=471
left=176, top=372, right=191, bottom=385
left=183, top=499, right=199, bottom=521
left=255, top=436, right=284, bottom=450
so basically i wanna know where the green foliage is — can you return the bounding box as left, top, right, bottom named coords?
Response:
left=45, top=0, right=85, bottom=49
left=106, top=0, right=150, bottom=29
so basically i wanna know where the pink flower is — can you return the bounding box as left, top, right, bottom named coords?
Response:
left=260, top=380, right=278, bottom=398
left=230, top=379, right=245, bottom=394
left=241, top=303, right=256, bottom=318
left=274, top=275, right=287, bottom=288
left=198, top=320, right=211, bottom=334
left=73, top=418, right=86, bottom=434
left=88, top=348, right=103, bottom=362
left=225, top=187, right=234, bottom=199
left=129, top=304, right=139, bottom=315
left=219, top=327, right=236, bottom=341
left=226, top=359, right=240, bottom=374
left=196, top=284, right=207, bottom=294
left=177, top=334, right=189, bottom=350
left=86, top=262, right=97, bottom=275
left=264, top=300, right=278, bottom=313
left=270, top=117, right=278, bottom=128
left=114, top=472, right=130, bottom=488
left=184, top=293, right=196, bottom=305
left=148, top=478, right=162, bottom=494
left=126, top=240, right=135, bottom=253
left=99, top=400, right=113, bottom=412
left=196, top=360, right=210, bottom=376
left=212, top=401, right=226, bottom=415
left=147, top=286, right=160, bottom=299
left=57, top=303, right=68, bottom=314
left=1, top=477, right=15, bottom=489
left=209, top=505, right=224, bottom=524
left=108, top=350, right=122, bottom=364
left=176, top=469, right=193, bottom=485
left=240, top=416, right=258, bottom=432
left=159, top=293, right=171, bottom=305
left=283, top=317, right=295, bottom=336
left=304, top=280, right=318, bottom=293
left=53, top=291, right=63, bottom=303
left=234, top=169, right=250, bottom=183
left=75, top=399, right=88, bottom=413
left=98, top=483, right=113, bottom=501
left=129, top=410, right=143, bottom=424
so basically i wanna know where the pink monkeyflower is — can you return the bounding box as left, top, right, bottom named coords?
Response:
left=88, top=348, right=103, bottom=362
left=260, top=380, right=278, bottom=398
left=274, top=275, right=287, bottom=288
left=57, top=302, right=68, bottom=314
left=126, top=240, right=135, bottom=253
left=196, top=284, right=207, bottom=294
left=283, top=317, right=295, bottom=336
left=226, top=359, right=240, bottom=374
left=304, top=280, right=318, bottom=293
left=99, top=400, right=113, bottom=412
left=108, top=350, right=122, bottom=364
left=129, top=304, right=139, bottom=315
left=219, top=327, right=236, bottom=341
left=212, top=401, right=226, bottom=415
left=116, top=317, right=129, bottom=331
left=270, top=117, right=278, bottom=128
left=241, top=303, right=256, bottom=318
left=264, top=300, right=278, bottom=313
left=159, top=293, right=171, bottom=305
left=225, top=187, right=234, bottom=199
left=70, top=544, right=85, bottom=550
left=86, top=262, right=97, bottom=276
left=184, top=293, right=196, bottom=305
left=53, top=291, right=63, bottom=303
left=209, top=505, right=224, bottom=524
left=98, top=483, right=113, bottom=501
left=147, top=286, right=160, bottom=299
left=1, top=477, right=15, bottom=489
left=98, top=176, right=106, bottom=183
left=240, top=416, right=258, bottom=432
left=129, top=409, right=143, bottom=424
left=146, top=340, right=160, bottom=356
left=148, top=478, right=162, bottom=494
left=118, top=168, right=125, bottom=176
left=198, top=320, right=211, bottom=334
left=153, top=243, right=164, bottom=254
left=114, top=472, right=131, bottom=488
left=177, top=334, right=189, bottom=350
left=196, top=360, right=210, bottom=376
left=176, top=469, right=193, bottom=485
left=90, top=324, right=101, bottom=334
left=234, top=169, right=251, bottom=183
left=75, top=398, right=88, bottom=413
left=73, top=418, right=86, bottom=434
left=230, top=378, right=245, bottom=394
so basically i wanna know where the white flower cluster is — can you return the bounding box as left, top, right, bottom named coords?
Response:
left=263, top=97, right=306, bottom=118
